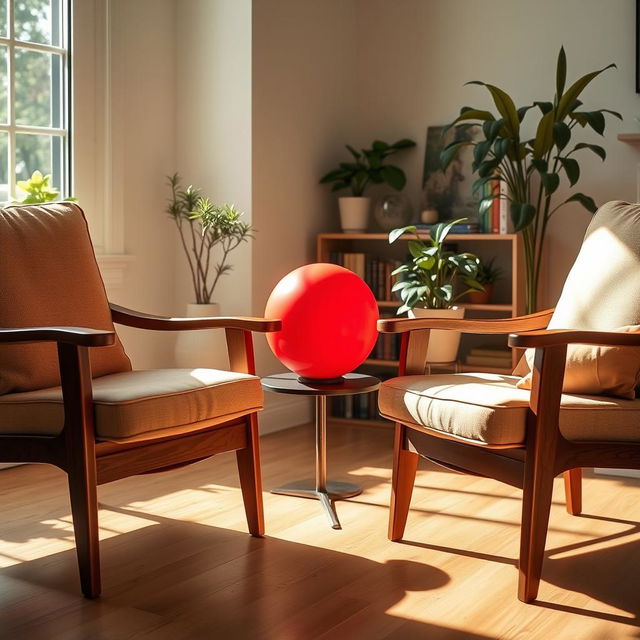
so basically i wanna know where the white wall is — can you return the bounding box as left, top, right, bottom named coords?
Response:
left=252, top=0, right=360, bottom=428
left=175, top=0, right=253, bottom=317
left=352, top=0, right=639, bottom=306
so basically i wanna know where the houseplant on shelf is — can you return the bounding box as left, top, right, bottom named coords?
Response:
left=467, top=257, right=502, bottom=304
left=319, top=137, right=416, bottom=233
left=389, top=219, right=483, bottom=363
left=441, top=46, right=620, bottom=313
left=166, top=173, right=253, bottom=367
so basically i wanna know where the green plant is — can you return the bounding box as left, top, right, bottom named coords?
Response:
left=441, top=47, right=621, bottom=313
left=475, top=257, right=503, bottom=285
left=167, top=173, right=253, bottom=305
left=389, top=219, right=483, bottom=313
left=319, top=138, right=416, bottom=196
left=14, top=170, right=75, bottom=204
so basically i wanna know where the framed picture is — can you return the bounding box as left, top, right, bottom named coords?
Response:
left=421, top=124, right=482, bottom=221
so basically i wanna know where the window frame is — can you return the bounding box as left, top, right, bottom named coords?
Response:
left=0, top=0, right=71, bottom=200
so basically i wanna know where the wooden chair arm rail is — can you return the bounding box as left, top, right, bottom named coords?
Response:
left=110, top=303, right=282, bottom=333
left=509, top=329, right=640, bottom=349
left=378, top=308, right=554, bottom=334
left=0, top=326, right=115, bottom=346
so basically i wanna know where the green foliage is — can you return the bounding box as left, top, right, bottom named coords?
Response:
left=475, top=257, right=503, bottom=285
left=166, top=173, right=253, bottom=304
left=13, top=170, right=75, bottom=204
left=441, top=47, right=620, bottom=312
left=389, top=219, right=483, bottom=312
left=319, top=138, right=416, bottom=196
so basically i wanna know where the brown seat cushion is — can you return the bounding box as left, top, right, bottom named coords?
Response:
left=0, top=368, right=263, bottom=441
left=379, top=373, right=640, bottom=446
left=0, top=203, right=131, bottom=394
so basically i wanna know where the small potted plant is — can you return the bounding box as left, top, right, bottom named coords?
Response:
left=389, top=219, right=483, bottom=363
left=166, top=173, right=253, bottom=367
left=319, top=138, right=416, bottom=233
left=467, top=257, right=503, bottom=304
left=12, top=170, right=76, bottom=203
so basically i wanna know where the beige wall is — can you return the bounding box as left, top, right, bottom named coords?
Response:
left=352, top=0, right=639, bottom=306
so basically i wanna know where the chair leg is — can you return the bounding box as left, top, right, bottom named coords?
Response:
left=563, top=468, right=582, bottom=515
left=389, top=423, right=419, bottom=542
left=67, top=466, right=101, bottom=599
left=518, top=458, right=555, bottom=603
left=236, top=414, right=265, bottom=537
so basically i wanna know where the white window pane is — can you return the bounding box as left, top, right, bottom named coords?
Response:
left=0, top=0, right=7, bottom=39
left=15, top=133, right=62, bottom=191
left=14, top=0, right=62, bottom=46
left=0, top=131, right=7, bottom=202
left=15, top=48, right=62, bottom=128
left=0, top=46, right=7, bottom=124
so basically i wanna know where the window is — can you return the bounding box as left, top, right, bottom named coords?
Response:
left=0, top=0, right=70, bottom=201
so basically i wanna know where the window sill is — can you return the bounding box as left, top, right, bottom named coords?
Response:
left=96, top=254, right=135, bottom=291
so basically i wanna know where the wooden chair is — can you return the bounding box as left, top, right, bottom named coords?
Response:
left=377, top=200, right=640, bottom=602
left=0, top=202, right=280, bottom=598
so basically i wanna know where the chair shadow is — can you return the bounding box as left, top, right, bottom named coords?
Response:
left=397, top=511, right=640, bottom=626
left=0, top=506, right=493, bottom=640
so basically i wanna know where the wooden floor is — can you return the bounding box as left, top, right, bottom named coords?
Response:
left=0, top=423, right=639, bottom=639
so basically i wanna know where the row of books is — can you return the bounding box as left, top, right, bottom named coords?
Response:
left=370, top=331, right=402, bottom=361
left=331, top=391, right=380, bottom=420
left=463, top=346, right=513, bottom=369
left=479, top=178, right=513, bottom=234
left=328, top=252, right=401, bottom=301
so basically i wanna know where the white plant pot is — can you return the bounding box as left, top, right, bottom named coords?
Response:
left=174, top=302, right=229, bottom=370
left=409, top=306, right=465, bottom=364
left=338, top=196, right=371, bottom=232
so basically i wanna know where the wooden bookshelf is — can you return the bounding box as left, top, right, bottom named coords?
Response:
left=318, top=231, right=525, bottom=425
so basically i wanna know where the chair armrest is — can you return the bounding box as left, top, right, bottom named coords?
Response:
left=509, top=329, right=640, bottom=349
left=110, top=303, right=281, bottom=333
left=0, top=326, right=115, bottom=347
left=378, top=308, right=554, bottom=334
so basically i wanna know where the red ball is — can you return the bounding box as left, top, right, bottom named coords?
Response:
left=265, top=263, right=379, bottom=379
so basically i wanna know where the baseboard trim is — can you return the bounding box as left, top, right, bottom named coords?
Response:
left=258, top=395, right=312, bottom=435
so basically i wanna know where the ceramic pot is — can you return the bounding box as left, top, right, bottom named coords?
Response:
left=468, top=284, right=493, bottom=305
left=174, top=302, right=229, bottom=370
left=409, top=306, right=465, bottom=363
left=338, top=197, right=371, bottom=232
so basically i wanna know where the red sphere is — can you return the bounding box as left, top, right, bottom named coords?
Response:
left=265, top=263, right=379, bottom=379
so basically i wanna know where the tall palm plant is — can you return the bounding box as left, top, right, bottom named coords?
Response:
left=441, top=47, right=621, bottom=313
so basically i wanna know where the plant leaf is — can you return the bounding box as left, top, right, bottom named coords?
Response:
left=564, top=192, right=597, bottom=213
left=541, top=172, right=560, bottom=195
left=466, top=81, right=520, bottom=136
left=556, top=46, right=567, bottom=102
left=510, top=202, right=536, bottom=231
left=533, top=110, right=555, bottom=158
left=380, top=165, right=406, bottom=190
left=559, top=157, right=580, bottom=186
left=572, top=142, right=606, bottom=161
left=389, top=225, right=416, bottom=244
left=557, top=63, right=616, bottom=120
left=440, top=140, right=473, bottom=170
left=553, top=122, right=571, bottom=150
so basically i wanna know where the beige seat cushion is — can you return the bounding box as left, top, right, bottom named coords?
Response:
left=379, top=373, right=640, bottom=446
left=0, top=203, right=131, bottom=394
left=0, top=368, right=262, bottom=441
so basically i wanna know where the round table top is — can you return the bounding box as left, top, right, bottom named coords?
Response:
left=261, top=372, right=380, bottom=396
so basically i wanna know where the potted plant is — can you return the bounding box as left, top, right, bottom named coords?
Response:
left=467, top=257, right=502, bottom=304
left=389, top=219, right=483, bottom=363
left=441, top=47, right=620, bottom=313
left=319, top=138, right=416, bottom=233
left=12, top=170, right=75, bottom=203
left=166, top=173, right=253, bottom=367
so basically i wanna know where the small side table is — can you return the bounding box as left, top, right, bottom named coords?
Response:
left=261, top=372, right=380, bottom=529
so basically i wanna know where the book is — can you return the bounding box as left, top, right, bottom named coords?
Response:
left=499, top=180, right=512, bottom=234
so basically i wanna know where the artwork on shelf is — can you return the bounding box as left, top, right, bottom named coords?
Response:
left=421, top=124, right=481, bottom=221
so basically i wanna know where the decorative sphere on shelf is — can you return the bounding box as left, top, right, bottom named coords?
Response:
left=373, top=193, right=413, bottom=231
left=265, top=263, right=379, bottom=381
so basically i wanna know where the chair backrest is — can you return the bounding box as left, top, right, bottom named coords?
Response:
left=0, top=203, right=131, bottom=394
left=549, top=200, right=640, bottom=330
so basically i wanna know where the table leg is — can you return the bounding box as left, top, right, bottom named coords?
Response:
left=270, top=393, right=362, bottom=529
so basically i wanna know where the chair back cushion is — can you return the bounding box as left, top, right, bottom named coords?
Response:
left=0, top=203, right=131, bottom=393
left=548, top=200, right=640, bottom=330
left=518, top=201, right=640, bottom=397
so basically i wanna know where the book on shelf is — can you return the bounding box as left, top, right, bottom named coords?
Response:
left=329, top=252, right=401, bottom=302
left=414, top=222, right=480, bottom=233
left=479, top=175, right=511, bottom=234
left=330, top=390, right=380, bottom=421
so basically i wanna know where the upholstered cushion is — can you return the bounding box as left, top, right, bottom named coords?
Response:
left=517, top=325, right=640, bottom=399
left=0, top=368, right=263, bottom=440
left=0, top=203, right=131, bottom=394
left=518, top=201, right=640, bottom=392
left=379, top=373, right=640, bottom=445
